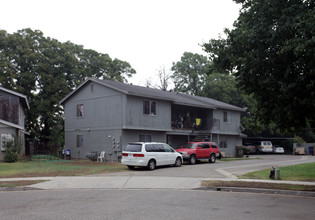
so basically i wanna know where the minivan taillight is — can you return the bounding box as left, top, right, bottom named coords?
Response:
left=122, top=153, right=128, bottom=157
left=133, top=154, right=144, bottom=157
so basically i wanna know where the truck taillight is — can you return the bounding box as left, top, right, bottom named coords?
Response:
left=122, top=153, right=128, bottom=157
left=133, top=154, right=144, bottom=157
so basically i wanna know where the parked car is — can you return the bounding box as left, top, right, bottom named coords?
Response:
left=121, top=142, right=183, bottom=170
left=176, top=142, right=221, bottom=165
left=256, top=141, right=273, bottom=153
left=273, top=145, right=284, bottom=154
left=243, top=144, right=257, bottom=154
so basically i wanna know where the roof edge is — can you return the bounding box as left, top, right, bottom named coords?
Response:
left=0, top=86, right=30, bottom=110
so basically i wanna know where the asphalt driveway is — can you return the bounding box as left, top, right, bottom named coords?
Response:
left=93, top=154, right=315, bottom=178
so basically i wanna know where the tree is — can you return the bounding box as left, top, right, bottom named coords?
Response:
left=203, top=0, right=315, bottom=133
left=171, top=52, right=211, bottom=96
left=157, top=66, right=171, bottom=91
left=0, top=28, right=136, bottom=146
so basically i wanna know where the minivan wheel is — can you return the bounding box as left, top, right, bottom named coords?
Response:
left=189, top=155, right=196, bottom=165
left=209, top=154, right=216, bottom=163
left=147, top=160, right=156, bottom=170
left=175, top=157, right=182, bottom=167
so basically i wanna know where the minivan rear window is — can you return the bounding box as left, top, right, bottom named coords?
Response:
left=125, top=144, right=142, bottom=152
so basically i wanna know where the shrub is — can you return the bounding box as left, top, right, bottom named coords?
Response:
left=235, top=145, right=244, bottom=158
left=86, top=152, right=98, bottom=161
left=3, top=136, right=22, bottom=163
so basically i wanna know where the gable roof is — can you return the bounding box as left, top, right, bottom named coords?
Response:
left=60, top=78, right=244, bottom=112
left=0, top=86, right=30, bottom=110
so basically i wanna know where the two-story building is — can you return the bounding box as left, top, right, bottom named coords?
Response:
left=0, top=87, right=30, bottom=161
left=60, top=78, right=245, bottom=161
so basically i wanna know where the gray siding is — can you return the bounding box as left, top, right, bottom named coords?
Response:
left=211, top=134, right=242, bottom=157
left=64, top=82, right=125, bottom=159
left=212, top=109, right=241, bottom=135
left=125, top=96, right=171, bottom=130
left=121, top=130, right=167, bottom=150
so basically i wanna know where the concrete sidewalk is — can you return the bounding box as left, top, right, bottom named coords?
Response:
left=1, top=175, right=315, bottom=191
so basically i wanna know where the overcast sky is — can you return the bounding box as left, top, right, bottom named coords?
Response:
left=1, top=0, right=240, bottom=86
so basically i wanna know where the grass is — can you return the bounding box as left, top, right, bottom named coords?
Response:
left=239, top=162, right=315, bottom=181
left=0, top=160, right=128, bottom=178
left=0, top=180, right=45, bottom=189
left=201, top=180, right=315, bottom=192
left=202, top=162, right=315, bottom=192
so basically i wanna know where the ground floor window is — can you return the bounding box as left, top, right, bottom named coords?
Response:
left=139, top=134, right=152, bottom=142
left=76, top=135, right=84, bottom=148
left=219, top=138, right=228, bottom=148
left=0, top=134, right=14, bottom=151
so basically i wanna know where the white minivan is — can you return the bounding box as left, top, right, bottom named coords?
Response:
left=121, top=142, right=183, bottom=170
left=257, top=141, right=273, bottom=153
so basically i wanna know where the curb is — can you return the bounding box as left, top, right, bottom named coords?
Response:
left=199, top=187, right=315, bottom=197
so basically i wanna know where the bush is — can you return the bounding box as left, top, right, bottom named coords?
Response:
left=3, top=136, right=22, bottom=163
left=86, top=152, right=98, bottom=161
left=235, top=146, right=244, bottom=158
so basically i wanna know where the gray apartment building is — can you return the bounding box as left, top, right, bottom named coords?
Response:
left=60, top=78, right=245, bottom=161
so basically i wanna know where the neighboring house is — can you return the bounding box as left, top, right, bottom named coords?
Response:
left=60, top=78, right=245, bottom=161
left=0, top=87, right=30, bottom=161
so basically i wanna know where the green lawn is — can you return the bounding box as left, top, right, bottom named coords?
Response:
left=239, top=162, right=315, bottom=181
left=0, top=160, right=128, bottom=178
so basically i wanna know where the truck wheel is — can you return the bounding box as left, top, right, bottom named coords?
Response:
left=189, top=155, right=196, bottom=165
left=209, top=154, right=216, bottom=163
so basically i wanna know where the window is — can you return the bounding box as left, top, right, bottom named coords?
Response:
left=199, top=143, right=210, bottom=149
left=143, top=101, right=156, bottom=115
left=76, top=104, right=84, bottom=117
left=163, top=144, right=174, bottom=152
left=1, top=134, right=14, bottom=151
left=139, top=134, right=152, bottom=142
left=219, top=139, right=227, bottom=148
left=223, top=111, right=231, bottom=123
left=90, top=84, right=94, bottom=93
left=210, top=143, right=218, bottom=148
left=76, top=135, right=84, bottom=148
left=125, top=144, right=142, bottom=152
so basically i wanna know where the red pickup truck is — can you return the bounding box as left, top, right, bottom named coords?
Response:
left=176, top=142, right=221, bottom=164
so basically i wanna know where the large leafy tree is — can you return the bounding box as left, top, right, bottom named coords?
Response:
left=203, top=0, right=315, bottom=133
left=0, top=28, right=135, bottom=146
left=171, top=52, right=211, bottom=96
left=170, top=52, right=261, bottom=135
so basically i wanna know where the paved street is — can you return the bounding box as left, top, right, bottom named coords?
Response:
left=1, top=189, right=315, bottom=220
left=1, top=155, right=315, bottom=220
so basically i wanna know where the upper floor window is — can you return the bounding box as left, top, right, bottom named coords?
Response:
left=139, top=134, right=152, bottom=142
left=76, top=104, right=84, bottom=117
left=223, top=111, right=231, bottom=123
left=143, top=101, right=156, bottom=115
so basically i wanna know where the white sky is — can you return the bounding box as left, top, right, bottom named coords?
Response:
left=1, top=0, right=240, bottom=86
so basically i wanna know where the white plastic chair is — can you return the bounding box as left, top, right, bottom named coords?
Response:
left=97, top=151, right=106, bottom=162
